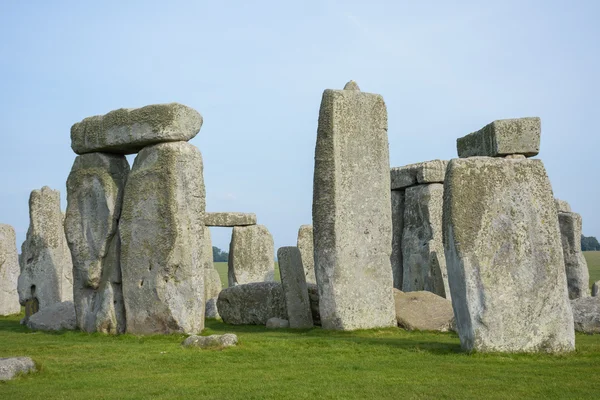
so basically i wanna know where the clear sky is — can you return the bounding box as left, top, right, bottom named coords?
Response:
left=1, top=0, right=598, bottom=253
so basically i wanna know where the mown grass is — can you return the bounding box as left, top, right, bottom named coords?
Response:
left=584, top=251, right=600, bottom=286
left=214, top=262, right=280, bottom=288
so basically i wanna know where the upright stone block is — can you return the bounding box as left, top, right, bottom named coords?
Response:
left=65, top=153, right=129, bottom=334
left=390, top=190, right=404, bottom=290
left=277, top=247, right=313, bottom=329
left=558, top=212, right=590, bottom=299
left=120, top=142, right=205, bottom=334
left=296, top=225, right=316, bottom=284
left=0, top=224, right=20, bottom=315
left=227, top=225, right=274, bottom=287
left=444, top=157, right=574, bottom=352
left=312, top=81, right=396, bottom=330
left=201, top=226, right=222, bottom=319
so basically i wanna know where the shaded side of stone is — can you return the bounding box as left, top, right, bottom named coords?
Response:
left=391, top=190, right=404, bottom=290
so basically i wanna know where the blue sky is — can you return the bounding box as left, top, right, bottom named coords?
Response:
left=1, top=0, right=598, bottom=252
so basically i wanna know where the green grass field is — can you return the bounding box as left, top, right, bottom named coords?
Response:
left=585, top=251, right=600, bottom=286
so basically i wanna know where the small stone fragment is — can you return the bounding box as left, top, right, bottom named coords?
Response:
left=0, top=357, right=36, bottom=381
left=204, top=212, right=257, bottom=227
left=26, top=301, right=76, bottom=331
left=0, top=224, right=20, bottom=315
left=266, top=317, right=290, bottom=329
left=393, top=289, right=454, bottom=331
left=182, top=333, right=238, bottom=349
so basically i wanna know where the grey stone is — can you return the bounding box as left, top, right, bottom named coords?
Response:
left=26, top=301, right=76, bottom=331
left=204, top=212, right=257, bottom=227
left=393, top=289, right=454, bottom=331
left=201, top=226, right=221, bottom=319
left=182, top=333, right=238, bottom=348
left=205, top=298, right=219, bottom=319
left=200, top=226, right=214, bottom=271
left=555, top=198, right=571, bottom=213
left=277, top=247, right=313, bottom=329
left=313, top=82, right=396, bottom=331
left=119, top=142, right=206, bottom=334
left=571, top=297, right=600, bottom=334
left=457, top=117, right=541, bottom=158
left=18, top=187, right=73, bottom=321
left=391, top=191, right=404, bottom=290
left=297, top=225, right=316, bottom=284
left=593, top=281, right=600, bottom=297
left=227, top=225, right=274, bottom=287
left=0, top=224, right=20, bottom=315
left=64, top=153, right=129, bottom=334
left=390, top=160, right=449, bottom=190
left=444, top=157, right=575, bottom=352
left=307, top=283, right=321, bottom=326
left=558, top=212, right=590, bottom=299
left=402, top=183, right=449, bottom=298
left=71, top=103, right=203, bottom=155
left=0, top=357, right=36, bottom=381
left=217, top=282, right=287, bottom=325
left=266, top=317, right=290, bottom=329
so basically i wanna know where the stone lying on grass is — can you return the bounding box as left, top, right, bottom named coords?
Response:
left=571, top=297, right=600, bottom=334
left=182, top=334, right=238, bottom=349
left=217, top=282, right=287, bottom=325
left=0, top=357, right=36, bottom=381
left=266, top=317, right=290, bottom=329
left=26, top=301, right=76, bottom=331
left=394, top=289, right=454, bottom=332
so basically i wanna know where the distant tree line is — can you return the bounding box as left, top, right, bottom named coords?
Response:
left=213, top=246, right=229, bottom=262
left=581, top=235, right=600, bottom=251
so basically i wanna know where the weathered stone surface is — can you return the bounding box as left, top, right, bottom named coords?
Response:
left=307, top=283, right=321, bottom=326
left=444, top=157, right=574, bottom=352
left=278, top=247, right=313, bottom=329
left=64, top=153, right=129, bottom=334
left=71, top=103, right=203, bottom=155
left=217, top=282, right=286, bottom=325
left=228, top=225, right=274, bottom=287
left=18, top=187, right=73, bottom=320
left=391, top=191, right=404, bottom=290
left=120, top=142, right=206, bottom=334
left=200, top=226, right=214, bottom=271
left=593, top=281, right=599, bottom=297
left=204, top=212, right=257, bottom=227
left=390, top=160, right=449, bottom=190
left=313, top=82, right=396, bottom=331
left=558, top=212, right=590, bottom=299
left=0, top=357, right=36, bottom=381
left=402, top=184, right=449, bottom=298
left=571, top=297, right=600, bottom=334
left=26, top=301, right=76, bottom=331
left=297, top=225, right=316, bottom=284
left=266, top=317, right=290, bottom=329
left=182, top=333, right=238, bottom=348
left=201, top=226, right=221, bottom=319
left=393, top=289, right=454, bottom=331
left=0, top=224, right=20, bottom=315
left=457, top=117, right=541, bottom=158
left=555, top=198, right=571, bottom=213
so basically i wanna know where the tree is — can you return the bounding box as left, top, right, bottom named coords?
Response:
left=212, top=246, right=229, bottom=262
left=581, top=235, right=600, bottom=251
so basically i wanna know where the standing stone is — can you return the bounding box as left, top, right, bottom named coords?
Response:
left=402, top=184, right=449, bottom=298
left=227, top=225, right=274, bottom=287
left=593, top=281, right=599, bottom=297
left=201, top=227, right=222, bottom=319
left=0, top=224, right=20, bottom=315
left=65, top=153, right=129, bottom=334
left=296, top=225, right=316, bottom=284
left=390, top=191, right=404, bottom=290
left=120, top=142, right=205, bottom=334
left=444, top=157, right=575, bottom=352
left=558, top=211, right=590, bottom=299
left=277, top=247, right=313, bottom=329
left=18, top=187, right=73, bottom=320
left=312, top=81, right=396, bottom=330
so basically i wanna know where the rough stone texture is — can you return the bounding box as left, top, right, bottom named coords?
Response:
left=0, top=357, right=36, bottom=381
left=402, top=184, right=449, bottom=298
left=182, top=333, right=238, bottom=348
left=18, top=187, right=73, bottom=320
left=555, top=198, right=571, bottom=213
left=393, top=289, right=454, bottom=331
left=457, top=117, right=541, bottom=158
left=443, top=157, right=575, bottom=352
left=312, top=82, right=396, bottom=331
left=593, top=281, right=599, bottom=297
left=277, top=247, right=313, bottom=329
left=119, top=142, right=206, bottom=334
left=558, top=212, right=590, bottom=299
left=201, top=227, right=221, bottom=319
left=307, top=283, right=321, bottom=326
left=64, top=153, right=129, bottom=334
left=71, top=103, right=203, bottom=155
left=571, top=297, right=600, bottom=334
left=390, top=160, right=449, bottom=190
left=204, top=212, right=257, bottom=227
left=266, top=317, right=290, bottom=329
left=297, top=225, right=316, bottom=284
left=227, top=225, right=274, bottom=287
left=217, top=282, right=287, bottom=325
left=391, top=191, right=405, bottom=290
left=0, top=224, right=20, bottom=315
left=26, top=301, right=76, bottom=331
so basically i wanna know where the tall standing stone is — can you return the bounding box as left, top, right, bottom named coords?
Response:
left=201, top=226, right=222, bottom=318
left=0, top=224, right=20, bottom=315
left=120, top=141, right=205, bottom=334
left=64, top=153, right=129, bottom=334
left=312, top=81, right=396, bottom=330
left=277, top=247, right=313, bottom=329
left=390, top=191, right=404, bottom=290
left=227, top=225, right=274, bottom=287
left=18, top=187, right=73, bottom=319
left=558, top=211, right=590, bottom=299
left=296, top=225, right=316, bottom=284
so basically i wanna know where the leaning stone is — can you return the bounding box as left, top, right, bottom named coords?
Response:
left=0, top=357, right=36, bottom=381
left=571, top=297, right=600, bottom=334
left=277, top=247, right=313, bottom=329
left=217, top=282, right=287, bottom=325
left=204, top=212, right=257, bottom=227
left=266, top=317, right=290, bottom=329
left=558, top=212, right=590, bottom=299
left=444, top=157, right=574, bottom=352
left=457, top=117, right=541, bottom=158
left=0, top=224, right=20, bottom=315
left=228, top=225, right=274, bottom=287
left=182, top=333, right=238, bottom=349
left=18, top=186, right=73, bottom=321
left=394, top=289, right=454, bottom=331
left=313, top=81, right=396, bottom=330
left=71, top=103, right=203, bottom=155
left=391, top=190, right=404, bottom=290
left=555, top=198, right=571, bottom=213
left=390, top=160, right=448, bottom=190
left=119, top=142, right=206, bottom=334
left=297, top=225, right=316, bottom=284
left=26, top=301, right=76, bottom=331
left=593, top=281, right=600, bottom=297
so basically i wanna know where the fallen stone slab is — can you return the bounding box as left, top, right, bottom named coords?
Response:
left=182, top=333, right=238, bottom=349
left=204, top=212, right=257, bottom=227
left=571, top=297, right=600, bottom=334
left=390, top=160, right=448, bottom=190
left=26, top=301, right=76, bottom=331
left=217, top=282, right=287, bottom=325
left=394, top=289, right=454, bottom=332
left=71, top=103, right=203, bottom=155
left=0, top=357, right=36, bottom=381
left=266, top=317, right=290, bottom=329
left=0, top=224, right=20, bottom=316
